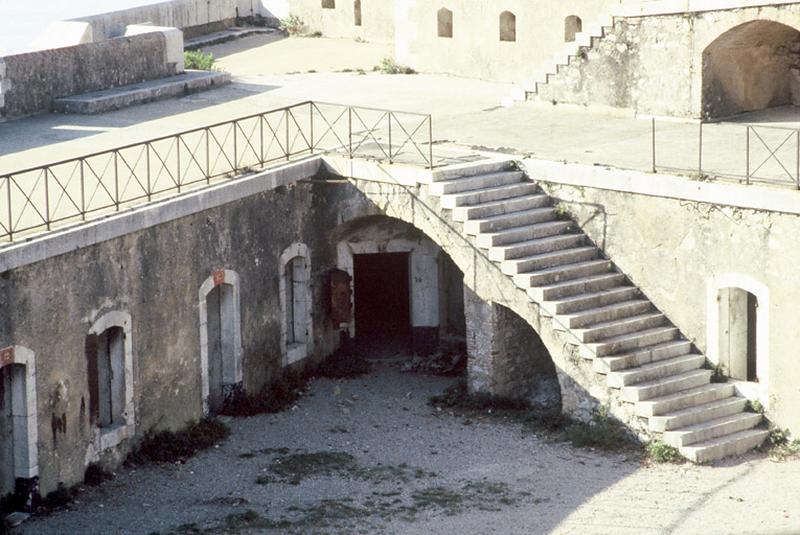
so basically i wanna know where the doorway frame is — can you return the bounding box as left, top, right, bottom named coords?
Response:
left=0, top=345, right=39, bottom=491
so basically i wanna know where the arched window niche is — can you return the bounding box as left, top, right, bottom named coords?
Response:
left=499, top=11, right=516, bottom=42
left=438, top=8, right=453, bottom=38
left=280, top=244, right=314, bottom=366
left=565, top=15, right=582, bottom=42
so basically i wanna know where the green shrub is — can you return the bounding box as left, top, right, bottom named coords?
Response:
left=375, top=57, right=416, bottom=75
left=126, top=418, right=230, bottom=465
left=280, top=14, right=306, bottom=35
left=646, top=441, right=684, bottom=463
left=184, top=50, right=215, bottom=70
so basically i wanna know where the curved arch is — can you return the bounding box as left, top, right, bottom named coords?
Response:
left=0, top=345, right=38, bottom=488
left=199, top=269, right=243, bottom=415
left=701, top=19, right=800, bottom=119
left=437, top=7, right=453, bottom=38
left=706, top=273, right=769, bottom=405
left=280, top=244, right=314, bottom=365
left=564, top=15, right=582, bottom=42
left=499, top=11, right=516, bottom=42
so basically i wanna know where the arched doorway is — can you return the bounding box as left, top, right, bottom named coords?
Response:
left=565, top=15, right=582, bottom=42
left=199, top=270, right=243, bottom=415
left=702, top=20, right=800, bottom=119
left=718, top=287, right=759, bottom=382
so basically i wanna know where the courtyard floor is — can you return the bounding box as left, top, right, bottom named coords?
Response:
left=17, top=362, right=800, bottom=535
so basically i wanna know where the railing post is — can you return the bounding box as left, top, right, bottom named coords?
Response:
left=259, top=114, right=265, bottom=165
left=44, top=168, right=51, bottom=230
left=698, top=121, right=703, bottom=177
left=428, top=115, right=433, bottom=169
left=80, top=159, right=86, bottom=220
left=309, top=102, right=314, bottom=154
left=205, top=128, right=210, bottom=183
left=388, top=112, right=393, bottom=164
left=114, top=151, right=120, bottom=210
left=348, top=107, right=353, bottom=159
left=746, top=126, right=750, bottom=185
left=651, top=117, right=656, bottom=173
left=176, top=136, right=181, bottom=193
left=6, top=176, right=12, bottom=242
left=796, top=129, right=799, bottom=190
left=146, top=142, right=152, bottom=201
left=285, top=109, right=291, bottom=161
left=233, top=120, right=238, bottom=172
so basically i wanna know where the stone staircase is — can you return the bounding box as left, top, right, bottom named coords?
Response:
left=425, top=159, right=768, bottom=463
left=504, top=16, right=614, bottom=105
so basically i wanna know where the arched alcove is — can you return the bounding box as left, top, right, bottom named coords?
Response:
left=702, top=20, right=800, bottom=119
left=280, top=244, right=313, bottom=366
left=565, top=15, right=582, bottom=42
left=499, top=11, right=516, bottom=42
left=354, top=0, right=362, bottom=26
left=438, top=8, right=453, bottom=38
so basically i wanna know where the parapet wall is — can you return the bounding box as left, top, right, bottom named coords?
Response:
left=0, top=32, right=173, bottom=120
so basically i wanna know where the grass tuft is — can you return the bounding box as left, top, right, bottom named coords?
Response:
left=184, top=50, right=215, bottom=70
left=646, top=441, right=684, bottom=463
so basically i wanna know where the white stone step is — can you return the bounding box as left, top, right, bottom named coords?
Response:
left=453, top=194, right=549, bottom=222
left=517, top=259, right=613, bottom=288
left=501, top=246, right=598, bottom=275
left=665, top=413, right=762, bottom=448
left=441, top=183, right=539, bottom=209
left=621, top=369, right=712, bottom=403
left=679, top=428, right=768, bottom=464
left=607, top=353, right=705, bottom=388
left=635, top=383, right=735, bottom=417
left=583, top=326, right=680, bottom=359
left=465, top=207, right=556, bottom=235
left=594, top=339, right=692, bottom=374
left=476, top=221, right=574, bottom=248
left=551, top=286, right=639, bottom=315
left=532, top=272, right=625, bottom=302
left=431, top=159, right=515, bottom=181
left=559, top=299, right=651, bottom=329
left=574, top=312, right=667, bottom=344
left=429, top=171, right=523, bottom=196
left=649, top=397, right=748, bottom=432
left=489, top=233, right=585, bottom=261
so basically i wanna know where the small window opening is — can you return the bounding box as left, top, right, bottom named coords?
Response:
left=286, top=256, right=309, bottom=346
left=565, top=15, right=582, bottom=42
left=437, top=8, right=453, bottom=38
left=499, top=11, right=516, bottom=42
left=354, top=0, right=362, bottom=26
left=87, top=327, right=126, bottom=428
left=322, top=0, right=335, bottom=8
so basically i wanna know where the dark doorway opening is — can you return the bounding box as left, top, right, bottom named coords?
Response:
left=353, top=252, right=411, bottom=354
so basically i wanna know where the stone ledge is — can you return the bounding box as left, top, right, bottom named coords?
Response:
left=53, top=70, right=231, bottom=115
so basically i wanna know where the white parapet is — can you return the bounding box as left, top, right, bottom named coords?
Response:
left=30, top=21, right=94, bottom=51
left=125, top=24, right=185, bottom=74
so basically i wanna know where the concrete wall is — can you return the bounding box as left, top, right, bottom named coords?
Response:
left=532, top=163, right=800, bottom=436
left=533, top=3, right=800, bottom=118
left=0, top=33, right=174, bottom=120
left=397, top=0, right=617, bottom=82
left=73, top=0, right=255, bottom=40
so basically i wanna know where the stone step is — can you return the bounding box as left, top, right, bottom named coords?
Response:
left=583, top=326, right=680, bottom=359
left=429, top=171, right=524, bottom=196
left=574, top=312, right=667, bottom=344
left=665, top=413, right=762, bottom=448
left=594, top=340, right=693, bottom=374
left=501, top=246, right=598, bottom=275
left=518, top=259, right=614, bottom=288
left=551, top=286, right=640, bottom=315
left=679, top=428, right=769, bottom=464
left=431, top=159, right=515, bottom=182
left=649, top=397, right=748, bottom=432
left=558, top=299, right=651, bottom=329
left=466, top=207, right=556, bottom=235
left=476, top=221, right=574, bottom=248
left=532, top=272, right=625, bottom=302
left=454, top=194, right=550, bottom=222
left=607, top=353, right=705, bottom=388
left=441, top=183, right=539, bottom=209
left=621, top=369, right=712, bottom=403
left=635, top=383, right=735, bottom=417
left=488, top=233, right=585, bottom=261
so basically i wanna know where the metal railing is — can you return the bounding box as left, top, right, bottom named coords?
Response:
left=0, top=101, right=433, bottom=244
left=650, top=119, right=800, bottom=189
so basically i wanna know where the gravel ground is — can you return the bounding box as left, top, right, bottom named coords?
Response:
left=17, top=362, right=800, bottom=535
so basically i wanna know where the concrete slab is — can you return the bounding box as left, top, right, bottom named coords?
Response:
left=184, top=27, right=281, bottom=50
left=53, top=70, right=231, bottom=115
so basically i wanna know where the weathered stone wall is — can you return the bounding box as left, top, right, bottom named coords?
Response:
left=272, top=0, right=396, bottom=43
left=532, top=3, right=800, bottom=118
left=0, top=33, right=173, bottom=119
left=536, top=175, right=800, bottom=436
